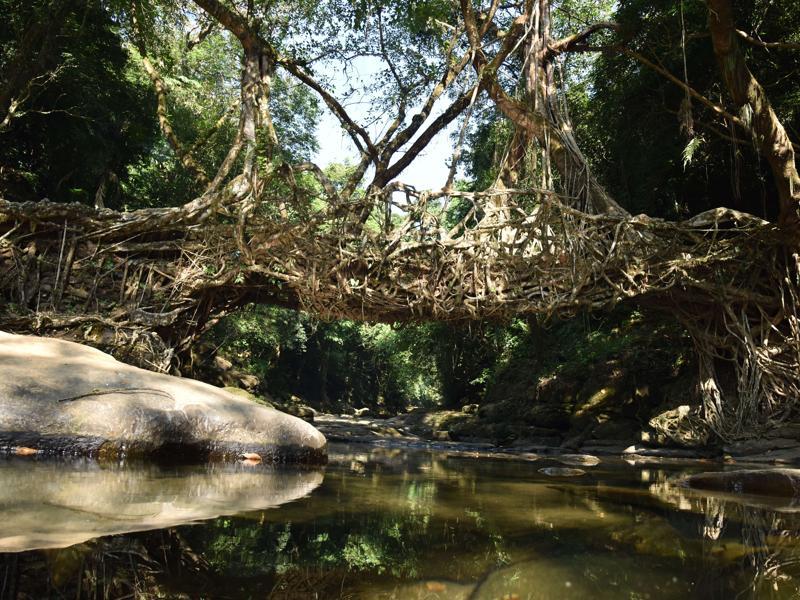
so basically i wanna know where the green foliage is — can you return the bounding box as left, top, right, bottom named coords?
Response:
left=682, top=136, right=703, bottom=171
left=581, top=0, right=800, bottom=219
left=0, top=1, right=322, bottom=208
left=0, top=1, right=157, bottom=204
left=3, top=0, right=792, bottom=423
left=412, top=321, right=514, bottom=408
left=481, top=308, right=691, bottom=414
left=208, top=306, right=441, bottom=412
left=464, top=111, right=511, bottom=191
left=121, top=23, right=320, bottom=208
left=270, top=73, right=321, bottom=161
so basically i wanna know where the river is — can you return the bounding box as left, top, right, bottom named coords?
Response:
left=0, top=445, right=798, bottom=598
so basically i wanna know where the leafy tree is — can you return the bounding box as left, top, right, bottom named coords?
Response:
left=0, top=0, right=156, bottom=204
left=583, top=0, right=800, bottom=219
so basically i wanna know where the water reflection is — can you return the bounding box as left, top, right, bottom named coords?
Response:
left=2, top=447, right=800, bottom=598
left=650, top=473, right=800, bottom=599
left=0, top=458, right=324, bottom=552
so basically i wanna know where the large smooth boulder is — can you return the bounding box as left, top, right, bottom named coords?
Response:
left=0, top=332, right=327, bottom=462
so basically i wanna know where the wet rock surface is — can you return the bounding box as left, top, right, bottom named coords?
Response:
left=0, top=332, right=327, bottom=463
left=623, top=445, right=713, bottom=459
left=539, top=467, right=586, bottom=477
left=315, top=414, right=607, bottom=466
left=681, top=468, right=800, bottom=498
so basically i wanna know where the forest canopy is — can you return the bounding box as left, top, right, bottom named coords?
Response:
left=2, top=0, right=798, bottom=217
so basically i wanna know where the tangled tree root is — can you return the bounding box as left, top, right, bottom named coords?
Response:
left=0, top=192, right=797, bottom=440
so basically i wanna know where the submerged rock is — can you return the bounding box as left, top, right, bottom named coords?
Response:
left=0, top=332, right=327, bottom=463
left=470, top=554, right=691, bottom=599
left=681, top=468, right=800, bottom=498
left=376, top=579, right=474, bottom=599
left=376, top=579, right=475, bottom=600
left=539, top=467, right=586, bottom=477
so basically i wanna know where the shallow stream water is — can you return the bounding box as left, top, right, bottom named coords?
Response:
left=1, top=444, right=799, bottom=599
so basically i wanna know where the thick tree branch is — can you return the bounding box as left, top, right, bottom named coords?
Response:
left=461, top=0, right=627, bottom=216
left=707, top=0, right=800, bottom=227
left=190, top=0, right=258, bottom=48
left=138, top=54, right=211, bottom=187
left=735, top=29, right=800, bottom=51
left=188, top=98, right=239, bottom=155
left=189, top=0, right=284, bottom=203
left=187, top=18, right=216, bottom=50
left=379, top=87, right=479, bottom=186
left=546, top=21, right=620, bottom=57
left=292, top=162, right=339, bottom=201
left=205, top=114, right=246, bottom=195
left=276, top=58, right=377, bottom=159
left=380, top=29, right=471, bottom=159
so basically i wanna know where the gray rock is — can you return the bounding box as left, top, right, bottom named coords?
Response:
left=471, top=555, right=691, bottom=599
left=283, top=403, right=316, bottom=423
left=556, top=453, right=600, bottom=467
left=648, top=405, right=710, bottom=447
left=223, top=386, right=274, bottom=408
left=539, top=467, right=586, bottom=477
left=727, top=448, right=800, bottom=465
left=623, top=445, right=708, bottom=459
left=381, top=579, right=474, bottom=599
left=0, top=332, right=327, bottom=463
left=525, top=403, right=570, bottom=429
left=681, top=468, right=800, bottom=497
left=579, top=444, right=630, bottom=455
left=723, top=438, right=800, bottom=456
left=767, top=424, right=800, bottom=439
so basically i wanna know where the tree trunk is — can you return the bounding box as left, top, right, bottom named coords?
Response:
left=706, top=0, right=800, bottom=227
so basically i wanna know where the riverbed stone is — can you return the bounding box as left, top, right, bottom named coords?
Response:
left=623, top=445, right=710, bottom=459
left=556, top=453, right=600, bottom=467
left=730, top=449, right=800, bottom=465
left=470, top=555, right=691, bottom=599
left=723, top=438, right=800, bottom=456
left=681, top=468, right=800, bottom=497
left=0, top=332, right=327, bottom=462
left=539, top=467, right=586, bottom=477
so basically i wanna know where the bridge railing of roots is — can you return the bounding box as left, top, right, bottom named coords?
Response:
left=0, top=183, right=798, bottom=441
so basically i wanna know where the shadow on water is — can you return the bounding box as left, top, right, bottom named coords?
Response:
left=2, top=446, right=800, bottom=598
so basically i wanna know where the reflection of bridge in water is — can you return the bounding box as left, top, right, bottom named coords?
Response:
left=650, top=467, right=800, bottom=599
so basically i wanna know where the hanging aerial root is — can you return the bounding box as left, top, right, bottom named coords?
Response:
left=676, top=246, right=800, bottom=440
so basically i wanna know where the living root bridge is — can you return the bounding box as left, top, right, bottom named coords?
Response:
left=0, top=192, right=798, bottom=440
